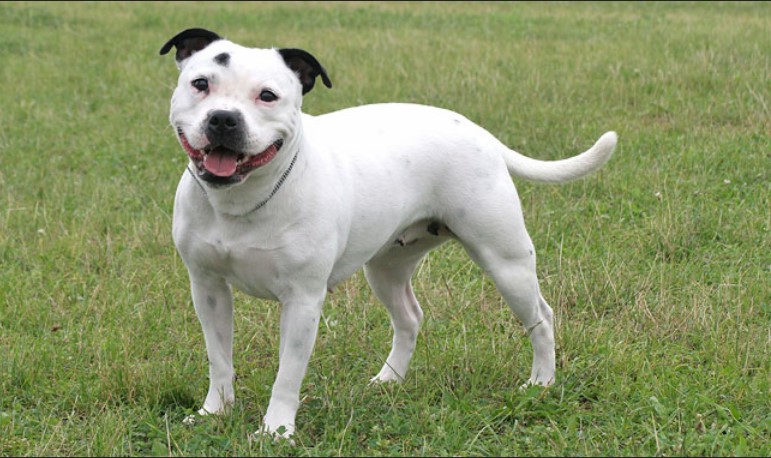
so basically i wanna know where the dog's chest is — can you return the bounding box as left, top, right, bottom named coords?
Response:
left=176, top=223, right=285, bottom=300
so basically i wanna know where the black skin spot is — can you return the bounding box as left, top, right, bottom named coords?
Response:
left=529, top=250, right=534, bottom=256
left=427, top=221, right=441, bottom=236
left=214, top=52, right=230, bottom=66
left=206, top=295, right=217, bottom=309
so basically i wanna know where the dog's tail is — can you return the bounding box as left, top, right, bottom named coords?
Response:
left=502, top=131, right=617, bottom=183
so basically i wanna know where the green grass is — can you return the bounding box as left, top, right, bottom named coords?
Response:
left=0, top=1, right=768, bottom=455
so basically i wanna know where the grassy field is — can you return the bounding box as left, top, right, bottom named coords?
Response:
left=0, top=1, right=768, bottom=456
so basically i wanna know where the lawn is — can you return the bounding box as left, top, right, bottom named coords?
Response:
left=0, top=1, right=768, bottom=456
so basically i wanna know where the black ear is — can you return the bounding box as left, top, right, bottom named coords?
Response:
left=278, top=48, right=333, bottom=95
left=160, top=28, right=222, bottom=64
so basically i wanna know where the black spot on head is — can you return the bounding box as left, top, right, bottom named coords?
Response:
left=214, top=52, right=230, bottom=66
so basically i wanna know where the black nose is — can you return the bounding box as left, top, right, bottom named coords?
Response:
left=206, top=110, right=243, bottom=139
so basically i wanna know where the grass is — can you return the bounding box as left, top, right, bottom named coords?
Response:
left=0, top=1, right=768, bottom=455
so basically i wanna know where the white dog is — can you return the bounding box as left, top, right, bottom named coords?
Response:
left=160, top=28, right=616, bottom=438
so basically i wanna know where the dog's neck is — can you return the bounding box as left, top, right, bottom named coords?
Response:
left=192, top=132, right=304, bottom=218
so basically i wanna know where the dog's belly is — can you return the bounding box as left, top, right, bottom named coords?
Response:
left=324, top=216, right=454, bottom=292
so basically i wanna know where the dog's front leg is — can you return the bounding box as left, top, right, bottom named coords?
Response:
left=189, top=273, right=235, bottom=417
left=260, top=291, right=324, bottom=439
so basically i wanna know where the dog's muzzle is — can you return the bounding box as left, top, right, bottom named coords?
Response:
left=176, top=122, right=283, bottom=186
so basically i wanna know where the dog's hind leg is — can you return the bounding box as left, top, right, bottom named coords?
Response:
left=364, top=249, right=429, bottom=383
left=464, top=239, right=556, bottom=386
left=447, top=184, right=556, bottom=387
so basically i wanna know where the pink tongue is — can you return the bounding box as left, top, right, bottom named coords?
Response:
left=203, top=153, right=238, bottom=177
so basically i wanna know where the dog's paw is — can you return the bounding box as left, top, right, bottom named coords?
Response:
left=519, top=376, right=555, bottom=391
left=369, top=374, right=399, bottom=384
left=369, top=365, right=405, bottom=384
left=253, top=423, right=296, bottom=446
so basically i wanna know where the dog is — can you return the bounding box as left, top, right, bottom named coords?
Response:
left=159, top=28, right=616, bottom=439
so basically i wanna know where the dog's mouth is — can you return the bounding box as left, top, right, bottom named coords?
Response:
left=177, top=129, right=283, bottom=184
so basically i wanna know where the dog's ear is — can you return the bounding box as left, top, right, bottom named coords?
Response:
left=160, top=28, right=222, bottom=69
left=278, top=48, right=333, bottom=95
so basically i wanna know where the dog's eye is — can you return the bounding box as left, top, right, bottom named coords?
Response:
left=191, top=78, right=209, bottom=92
left=259, top=90, right=278, bottom=102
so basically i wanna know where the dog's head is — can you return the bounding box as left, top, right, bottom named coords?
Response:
left=160, top=28, right=332, bottom=186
